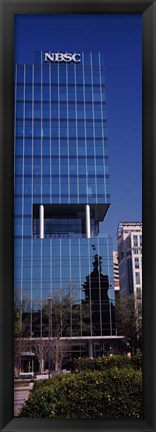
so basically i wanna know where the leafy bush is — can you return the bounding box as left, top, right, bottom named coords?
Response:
left=74, top=355, right=130, bottom=371
left=33, top=378, right=55, bottom=392
left=20, top=367, right=142, bottom=419
left=131, top=351, right=142, bottom=370
left=74, top=354, right=142, bottom=372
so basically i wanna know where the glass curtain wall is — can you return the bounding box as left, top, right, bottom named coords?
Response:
left=14, top=51, right=115, bottom=354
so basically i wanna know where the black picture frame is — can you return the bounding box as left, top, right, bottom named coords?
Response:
left=0, top=0, right=156, bottom=431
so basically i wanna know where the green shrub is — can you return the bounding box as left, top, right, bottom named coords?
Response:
left=20, top=367, right=142, bottom=419
left=74, top=354, right=142, bottom=372
left=74, top=355, right=131, bottom=372
left=131, top=351, right=142, bottom=370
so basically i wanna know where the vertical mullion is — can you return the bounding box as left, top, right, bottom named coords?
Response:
left=82, top=52, right=88, bottom=203
left=30, top=64, right=34, bottom=337
left=49, top=63, right=52, bottom=202
left=50, top=238, right=52, bottom=297
left=60, top=238, right=62, bottom=335
left=78, top=239, right=82, bottom=336
left=41, top=54, right=43, bottom=202
left=99, top=52, right=107, bottom=201
left=107, top=237, right=113, bottom=336
left=88, top=240, right=92, bottom=336
left=66, top=63, right=70, bottom=203
left=90, top=52, right=98, bottom=203
left=69, top=238, right=72, bottom=336
left=14, top=65, right=17, bottom=325
left=14, top=65, right=17, bottom=191
left=21, top=65, right=26, bottom=328
left=58, top=62, right=61, bottom=203
left=97, top=238, right=102, bottom=336
left=74, top=63, right=79, bottom=203
left=40, top=54, right=43, bottom=337
left=49, top=63, right=52, bottom=295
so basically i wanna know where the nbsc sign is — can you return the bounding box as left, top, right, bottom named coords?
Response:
left=44, top=52, right=81, bottom=63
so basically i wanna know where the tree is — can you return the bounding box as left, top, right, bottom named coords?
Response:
left=14, top=289, right=31, bottom=377
left=14, top=338, right=30, bottom=378
left=41, top=290, right=76, bottom=371
left=14, top=288, right=31, bottom=338
left=42, top=287, right=90, bottom=338
left=115, top=294, right=142, bottom=355
left=14, top=287, right=91, bottom=374
left=41, top=288, right=90, bottom=371
left=31, top=339, right=49, bottom=375
left=50, top=337, right=71, bottom=372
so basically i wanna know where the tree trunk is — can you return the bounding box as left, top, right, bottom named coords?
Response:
left=131, top=342, right=135, bottom=357
left=41, top=358, right=44, bottom=374
left=55, top=360, right=59, bottom=372
left=39, top=360, right=42, bottom=375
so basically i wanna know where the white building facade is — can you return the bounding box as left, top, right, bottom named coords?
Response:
left=113, top=251, right=120, bottom=296
left=117, top=222, right=142, bottom=302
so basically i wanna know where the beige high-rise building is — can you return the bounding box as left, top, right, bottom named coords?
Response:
left=117, top=222, right=142, bottom=302
left=113, top=251, right=120, bottom=297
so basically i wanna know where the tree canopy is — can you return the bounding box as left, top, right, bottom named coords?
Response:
left=115, top=294, right=142, bottom=354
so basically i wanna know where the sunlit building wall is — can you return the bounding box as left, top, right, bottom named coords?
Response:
left=117, top=222, right=142, bottom=302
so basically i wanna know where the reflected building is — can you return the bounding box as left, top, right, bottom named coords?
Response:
left=82, top=253, right=115, bottom=337
left=14, top=51, right=118, bottom=359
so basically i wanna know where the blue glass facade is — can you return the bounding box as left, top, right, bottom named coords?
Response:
left=14, top=51, right=115, bottom=355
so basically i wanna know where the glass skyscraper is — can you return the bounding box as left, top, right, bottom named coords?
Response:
left=14, top=51, right=116, bottom=359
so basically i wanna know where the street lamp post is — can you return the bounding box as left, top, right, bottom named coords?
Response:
left=47, top=297, right=52, bottom=379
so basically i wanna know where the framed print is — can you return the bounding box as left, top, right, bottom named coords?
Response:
left=0, top=0, right=156, bottom=431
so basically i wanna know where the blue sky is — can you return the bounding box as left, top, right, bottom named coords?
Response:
left=14, top=14, right=142, bottom=249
